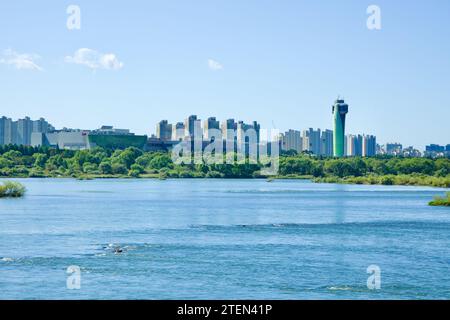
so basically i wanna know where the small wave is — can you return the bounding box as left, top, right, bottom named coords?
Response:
left=328, top=286, right=353, bottom=291
left=99, top=243, right=137, bottom=255
left=79, top=190, right=115, bottom=194
left=1, top=257, right=14, bottom=262
left=189, top=220, right=450, bottom=231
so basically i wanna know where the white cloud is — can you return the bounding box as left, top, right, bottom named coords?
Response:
left=0, top=49, right=43, bottom=71
left=65, top=48, right=124, bottom=70
left=208, top=59, right=223, bottom=71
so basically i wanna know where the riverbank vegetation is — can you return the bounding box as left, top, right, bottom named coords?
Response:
left=0, top=144, right=449, bottom=187
left=0, top=181, right=26, bottom=198
left=429, top=192, right=450, bottom=206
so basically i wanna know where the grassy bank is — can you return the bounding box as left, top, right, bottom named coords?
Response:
left=0, top=181, right=26, bottom=198
left=313, top=174, right=450, bottom=188
left=429, top=192, right=450, bottom=206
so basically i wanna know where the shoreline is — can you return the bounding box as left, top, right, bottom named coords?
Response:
left=3, top=174, right=449, bottom=189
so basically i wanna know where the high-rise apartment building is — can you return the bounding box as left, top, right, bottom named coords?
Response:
left=184, top=115, right=202, bottom=140
left=0, top=116, right=10, bottom=145
left=203, top=117, right=220, bottom=141
left=362, top=135, right=376, bottom=157
left=281, top=129, right=302, bottom=153
left=303, top=128, right=321, bottom=155
left=172, top=122, right=185, bottom=141
left=236, top=121, right=260, bottom=146
left=347, top=134, right=363, bottom=156
left=386, top=143, right=403, bottom=155
left=16, top=117, right=33, bottom=146
left=33, top=118, right=53, bottom=134
left=156, top=120, right=172, bottom=141
left=320, top=129, right=333, bottom=156
left=221, top=119, right=236, bottom=152
left=0, top=116, right=54, bottom=146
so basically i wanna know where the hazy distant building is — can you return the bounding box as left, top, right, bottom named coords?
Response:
left=320, top=129, right=333, bottom=156
left=362, top=135, right=376, bottom=156
left=344, top=135, right=348, bottom=156
left=0, top=116, right=54, bottom=146
left=156, top=120, right=172, bottom=141
left=16, top=117, right=33, bottom=145
left=386, top=143, right=403, bottom=156
left=185, top=115, right=202, bottom=140
left=33, top=118, right=53, bottom=134
left=402, top=146, right=422, bottom=158
left=31, top=129, right=90, bottom=150
left=236, top=121, right=260, bottom=156
left=91, top=125, right=132, bottom=135
left=346, top=135, right=354, bottom=156
left=172, top=122, right=185, bottom=141
left=32, top=125, right=147, bottom=150
left=424, top=144, right=449, bottom=157
left=236, top=121, right=246, bottom=147
left=426, top=144, right=445, bottom=153
left=203, top=117, right=220, bottom=141
left=237, top=121, right=260, bottom=145
left=347, top=134, right=363, bottom=156
left=332, top=99, right=349, bottom=157
left=281, top=130, right=302, bottom=153
left=303, top=128, right=321, bottom=155
left=221, top=119, right=237, bottom=152
left=0, top=116, right=11, bottom=145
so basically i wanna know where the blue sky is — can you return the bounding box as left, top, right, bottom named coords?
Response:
left=0, top=0, right=449, bottom=149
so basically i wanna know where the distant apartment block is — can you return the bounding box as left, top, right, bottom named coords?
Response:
left=185, top=115, right=202, bottom=140
left=424, top=144, right=450, bottom=157
left=362, top=135, right=376, bottom=157
left=203, top=117, right=220, bottom=141
left=347, top=134, right=362, bottom=156
left=280, top=129, right=302, bottom=153
left=222, top=119, right=237, bottom=151
left=320, top=129, right=333, bottom=156
left=386, top=143, right=403, bottom=156
left=156, top=120, right=172, bottom=141
left=236, top=121, right=260, bottom=148
left=302, top=128, right=321, bottom=155
left=344, top=134, right=375, bottom=157
left=0, top=116, right=54, bottom=146
left=172, top=122, right=185, bottom=141
left=280, top=128, right=334, bottom=156
left=402, top=146, right=422, bottom=158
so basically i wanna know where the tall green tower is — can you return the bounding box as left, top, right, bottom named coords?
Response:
left=332, top=99, right=348, bottom=157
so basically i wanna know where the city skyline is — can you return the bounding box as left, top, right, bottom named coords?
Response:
left=1, top=1, right=449, bottom=151
left=3, top=113, right=448, bottom=157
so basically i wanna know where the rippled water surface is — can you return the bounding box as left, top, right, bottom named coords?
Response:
left=0, top=178, right=449, bottom=299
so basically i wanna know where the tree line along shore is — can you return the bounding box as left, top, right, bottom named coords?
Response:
left=0, top=144, right=448, bottom=188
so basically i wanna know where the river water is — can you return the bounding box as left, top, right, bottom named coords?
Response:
left=0, top=178, right=449, bottom=299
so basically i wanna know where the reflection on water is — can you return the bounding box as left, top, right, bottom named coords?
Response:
left=333, top=184, right=347, bottom=224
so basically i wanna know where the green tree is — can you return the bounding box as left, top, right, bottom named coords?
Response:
left=130, top=163, right=145, bottom=174
left=99, top=161, right=113, bottom=174
left=112, top=147, right=143, bottom=169
left=148, top=154, right=173, bottom=170
left=112, top=163, right=127, bottom=174
left=33, top=153, right=48, bottom=168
